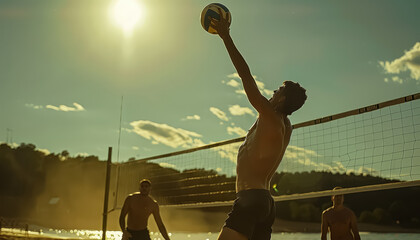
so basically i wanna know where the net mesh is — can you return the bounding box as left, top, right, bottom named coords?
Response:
left=110, top=93, right=420, bottom=210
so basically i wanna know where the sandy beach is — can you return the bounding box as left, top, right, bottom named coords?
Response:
left=272, top=218, right=420, bottom=233
left=1, top=219, right=420, bottom=240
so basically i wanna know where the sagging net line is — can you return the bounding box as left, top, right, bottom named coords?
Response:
left=108, top=93, right=420, bottom=211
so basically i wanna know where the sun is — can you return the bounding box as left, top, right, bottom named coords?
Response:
left=112, top=0, right=144, bottom=36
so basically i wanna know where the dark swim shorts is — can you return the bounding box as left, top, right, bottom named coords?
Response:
left=127, top=228, right=151, bottom=240
left=223, top=189, right=276, bottom=240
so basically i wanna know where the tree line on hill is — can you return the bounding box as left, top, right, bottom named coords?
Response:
left=0, top=142, right=419, bottom=230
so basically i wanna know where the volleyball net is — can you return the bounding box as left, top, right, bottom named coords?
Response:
left=109, top=93, right=420, bottom=211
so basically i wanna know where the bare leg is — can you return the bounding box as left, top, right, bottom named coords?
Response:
left=217, top=227, right=248, bottom=240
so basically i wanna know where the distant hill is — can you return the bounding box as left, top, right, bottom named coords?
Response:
left=0, top=142, right=419, bottom=230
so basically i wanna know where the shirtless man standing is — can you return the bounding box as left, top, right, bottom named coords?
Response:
left=321, top=187, right=361, bottom=240
left=119, top=179, right=170, bottom=240
left=210, top=11, right=307, bottom=240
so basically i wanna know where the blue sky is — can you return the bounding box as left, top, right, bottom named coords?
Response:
left=1, top=0, right=419, bottom=169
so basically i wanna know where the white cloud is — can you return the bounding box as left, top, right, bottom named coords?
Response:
left=227, top=126, right=247, bottom=136
left=76, top=152, right=89, bottom=157
left=282, top=145, right=381, bottom=177
left=283, top=145, right=325, bottom=171
left=209, top=107, right=229, bottom=121
left=159, top=162, right=176, bottom=169
left=214, top=142, right=242, bottom=164
left=37, top=148, right=50, bottom=155
left=225, top=72, right=273, bottom=97
left=46, top=102, right=85, bottom=112
left=286, top=145, right=319, bottom=157
left=228, top=105, right=255, bottom=116
left=356, top=166, right=379, bottom=176
left=4, top=142, right=19, bottom=148
left=383, top=77, right=404, bottom=83
left=25, top=103, right=43, bottom=109
left=391, top=76, right=403, bottom=84
left=330, top=161, right=346, bottom=172
left=225, top=79, right=240, bottom=87
left=255, top=80, right=274, bottom=97
left=129, top=120, right=204, bottom=149
left=182, top=115, right=201, bottom=121
left=122, top=127, right=133, bottom=133
left=379, top=42, right=420, bottom=82
left=227, top=73, right=242, bottom=79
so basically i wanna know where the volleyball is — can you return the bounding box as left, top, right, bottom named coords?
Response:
left=200, top=3, right=231, bottom=34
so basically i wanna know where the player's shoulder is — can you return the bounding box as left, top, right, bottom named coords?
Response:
left=127, top=192, right=141, bottom=198
left=322, top=206, right=334, bottom=215
left=147, top=197, right=159, bottom=210
left=343, top=206, right=356, bottom=215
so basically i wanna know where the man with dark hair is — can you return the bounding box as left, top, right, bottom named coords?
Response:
left=321, top=187, right=361, bottom=240
left=119, top=179, right=170, bottom=240
left=210, top=10, right=307, bottom=240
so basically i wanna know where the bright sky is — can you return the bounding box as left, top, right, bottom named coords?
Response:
left=1, top=0, right=419, bottom=164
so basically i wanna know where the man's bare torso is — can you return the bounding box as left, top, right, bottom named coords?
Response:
left=236, top=114, right=292, bottom=192
left=126, top=193, right=157, bottom=230
left=324, top=207, right=355, bottom=240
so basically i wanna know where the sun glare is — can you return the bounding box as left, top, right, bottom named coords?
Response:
left=112, top=0, right=144, bottom=36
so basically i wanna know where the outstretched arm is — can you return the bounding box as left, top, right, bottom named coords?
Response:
left=210, top=10, right=272, bottom=115
left=153, top=204, right=170, bottom=240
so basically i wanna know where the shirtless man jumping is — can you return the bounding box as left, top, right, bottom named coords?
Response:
left=210, top=10, right=307, bottom=240
left=321, top=187, right=361, bottom=240
left=119, top=179, right=170, bottom=240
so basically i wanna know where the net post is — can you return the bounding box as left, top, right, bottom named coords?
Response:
left=102, top=147, right=112, bottom=240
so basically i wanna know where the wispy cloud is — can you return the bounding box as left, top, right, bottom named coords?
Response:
left=226, top=73, right=273, bottom=97
left=214, top=142, right=242, bottom=164
left=384, top=76, right=404, bottom=84
left=255, top=80, right=274, bottom=97
left=26, top=102, right=85, bottom=112
left=182, top=115, right=201, bottom=121
left=45, top=102, right=85, bottom=112
left=76, top=152, right=89, bottom=157
left=346, top=166, right=379, bottom=176
left=379, top=42, right=420, bottom=83
left=226, top=79, right=240, bottom=87
left=283, top=145, right=321, bottom=170
left=228, top=105, right=255, bottom=116
left=129, top=120, right=204, bottom=148
left=209, top=107, right=229, bottom=121
left=159, top=162, right=176, bottom=169
left=282, top=145, right=349, bottom=173
left=37, top=148, right=50, bottom=155
left=227, top=126, right=247, bottom=136
left=282, top=145, right=381, bottom=176
left=25, top=104, right=44, bottom=109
